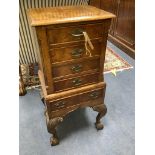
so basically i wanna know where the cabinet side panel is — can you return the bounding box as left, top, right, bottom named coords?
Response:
left=31, top=27, right=44, bottom=71
left=36, top=27, right=54, bottom=94
left=99, top=19, right=111, bottom=81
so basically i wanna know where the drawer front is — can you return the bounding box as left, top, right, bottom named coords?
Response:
left=49, top=39, right=102, bottom=63
left=47, top=23, right=104, bottom=44
left=53, top=72, right=99, bottom=92
left=47, top=87, right=104, bottom=111
left=52, top=57, right=100, bottom=78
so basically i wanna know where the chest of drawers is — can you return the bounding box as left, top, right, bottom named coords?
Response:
left=27, top=5, right=115, bottom=146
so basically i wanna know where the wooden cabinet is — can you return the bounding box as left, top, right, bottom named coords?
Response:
left=90, top=0, right=135, bottom=58
left=100, top=0, right=117, bottom=35
left=27, top=6, right=115, bottom=146
left=114, top=0, right=135, bottom=51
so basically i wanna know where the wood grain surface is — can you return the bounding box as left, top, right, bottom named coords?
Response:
left=27, top=5, right=115, bottom=26
left=28, top=5, right=114, bottom=146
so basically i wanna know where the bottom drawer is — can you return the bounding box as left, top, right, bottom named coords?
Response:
left=46, top=82, right=106, bottom=112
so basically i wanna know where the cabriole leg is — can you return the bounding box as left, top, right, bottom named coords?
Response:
left=92, top=104, right=107, bottom=130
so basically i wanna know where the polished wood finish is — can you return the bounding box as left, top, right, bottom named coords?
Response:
left=49, top=38, right=103, bottom=63
left=27, top=5, right=115, bottom=26
left=53, top=72, right=99, bottom=92
left=90, top=0, right=135, bottom=58
left=47, top=86, right=104, bottom=112
left=93, top=104, right=107, bottom=129
left=36, top=27, right=54, bottom=94
left=47, top=23, right=106, bottom=44
left=28, top=6, right=115, bottom=146
left=114, top=0, right=135, bottom=49
left=52, top=56, right=100, bottom=78
left=45, top=82, right=106, bottom=118
left=107, top=0, right=135, bottom=58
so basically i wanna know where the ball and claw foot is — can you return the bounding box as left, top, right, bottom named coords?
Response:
left=95, top=122, right=104, bottom=130
left=46, top=117, right=63, bottom=146
left=50, top=136, right=59, bottom=146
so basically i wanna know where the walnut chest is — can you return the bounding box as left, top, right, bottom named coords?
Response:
left=27, top=5, right=115, bottom=146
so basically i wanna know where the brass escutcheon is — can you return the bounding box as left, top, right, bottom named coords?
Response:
left=72, top=78, right=82, bottom=86
left=71, top=64, right=83, bottom=72
left=71, top=48, right=84, bottom=58
left=89, top=91, right=99, bottom=99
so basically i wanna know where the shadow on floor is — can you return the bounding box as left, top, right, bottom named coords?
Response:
left=57, top=108, right=92, bottom=141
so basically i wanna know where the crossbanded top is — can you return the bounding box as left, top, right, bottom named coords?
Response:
left=27, top=5, right=115, bottom=26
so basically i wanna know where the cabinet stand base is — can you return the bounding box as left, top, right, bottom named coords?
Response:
left=45, top=103, right=107, bottom=146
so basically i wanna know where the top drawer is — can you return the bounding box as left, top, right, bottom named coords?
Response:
left=47, top=23, right=104, bottom=45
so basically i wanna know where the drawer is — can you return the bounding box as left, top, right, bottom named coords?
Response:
left=49, top=39, right=103, bottom=63
left=46, top=86, right=104, bottom=111
left=47, top=23, right=104, bottom=45
left=52, top=57, right=100, bottom=78
left=53, top=72, right=99, bottom=92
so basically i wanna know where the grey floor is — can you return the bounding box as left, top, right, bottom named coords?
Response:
left=19, top=42, right=135, bottom=155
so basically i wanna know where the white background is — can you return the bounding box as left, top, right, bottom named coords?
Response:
left=0, top=0, right=155, bottom=154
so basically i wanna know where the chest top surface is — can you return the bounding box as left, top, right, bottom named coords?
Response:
left=27, top=5, right=115, bottom=26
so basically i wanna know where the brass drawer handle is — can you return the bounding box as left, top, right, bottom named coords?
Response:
left=54, top=101, right=65, bottom=108
left=71, top=28, right=84, bottom=37
left=71, top=64, right=83, bottom=72
left=89, top=91, right=100, bottom=99
left=72, top=78, right=82, bottom=86
left=71, top=48, right=84, bottom=58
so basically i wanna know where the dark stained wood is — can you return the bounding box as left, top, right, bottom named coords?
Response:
left=91, top=0, right=135, bottom=58
left=108, top=34, right=135, bottom=58
left=92, top=104, right=107, bottom=130
left=100, top=0, right=117, bottom=35
left=27, top=6, right=114, bottom=146
left=114, top=0, right=135, bottom=50
left=89, top=0, right=101, bottom=8
left=103, top=0, right=135, bottom=58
